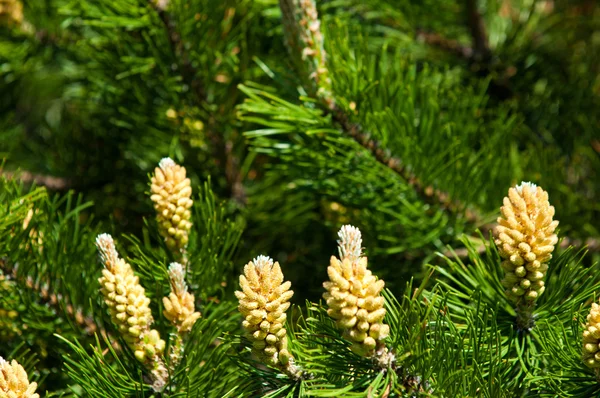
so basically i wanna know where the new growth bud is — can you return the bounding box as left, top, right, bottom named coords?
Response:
left=0, top=357, right=39, bottom=398
left=96, top=233, right=167, bottom=391
left=279, top=0, right=334, bottom=108
left=235, top=256, right=301, bottom=378
left=495, top=182, right=558, bottom=304
left=150, top=158, right=193, bottom=254
left=323, top=225, right=390, bottom=356
left=163, top=262, right=201, bottom=333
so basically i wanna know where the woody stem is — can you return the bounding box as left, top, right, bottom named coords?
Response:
left=515, top=299, right=536, bottom=331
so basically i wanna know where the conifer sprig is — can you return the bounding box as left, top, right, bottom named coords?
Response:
left=534, top=306, right=600, bottom=397
left=0, top=178, right=110, bottom=392
left=433, top=230, right=600, bottom=392
left=275, top=1, right=488, bottom=226
left=238, top=32, right=519, bottom=257
left=57, top=333, right=152, bottom=397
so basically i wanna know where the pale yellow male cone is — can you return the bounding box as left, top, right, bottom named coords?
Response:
left=150, top=158, right=193, bottom=253
left=0, top=0, right=24, bottom=27
left=96, top=234, right=166, bottom=363
left=583, top=303, right=600, bottom=369
left=0, top=357, right=39, bottom=398
left=323, top=225, right=389, bottom=356
left=235, top=256, right=300, bottom=377
left=495, top=182, right=558, bottom=303
left=163, top=262, right=201, bottom=333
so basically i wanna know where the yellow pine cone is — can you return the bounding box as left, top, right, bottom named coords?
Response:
left=235, top=256, right=300, bottom=377
left=0, top=357, right=39, bottom=398
left=163, top=262, right=201, bottom=333
left=96, top=234, right=166, bottom=364
left=323, top=225, right=389, bottom=356
left=0, top=0, right=23, bottom=27
left=150, top=158, right=193, bottom=252
left=495, top=182, right=558, bottom=303
left=583, top=303, right=600, bottom=369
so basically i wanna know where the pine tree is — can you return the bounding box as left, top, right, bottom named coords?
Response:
left=1, top=0, right=599, bottom=396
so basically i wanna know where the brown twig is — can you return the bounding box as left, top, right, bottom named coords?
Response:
left=465, top=0, right=492, bottom=61
left=330, top=106, right=482, bottom=224
left=416, top=28, right=515, bottom=100
left=418, top=2, right=520, bottom=101
left=359, top=8, right=510, bottom=214
left=155, top=8, right=206, bottom=103
left=0, top=258, right=99, bottom=335
left=416, top=0, right=491, bottom=63
left=1, top=170, right=71, bottom=190
left=416, top=30, right=474, bottom=60
left=153, top=6, right=246, bottom=204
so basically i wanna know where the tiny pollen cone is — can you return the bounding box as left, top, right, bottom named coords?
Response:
left=583, top=302, right=600, bottom=370
left=150, top=158, right=193, bottom=254
left=235, top=256, right=301, bottom=379
left=323, top=225, right=390, bottom=357
left=0, top=357, right=39, bottom=398
left=163, top=262, right=201, bottom=333
left=494, top=182, right=558, bottom=303
left=95, top=233, right=168, bottom=391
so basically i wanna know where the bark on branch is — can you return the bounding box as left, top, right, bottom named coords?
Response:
left=465, top=0, right=492, bottom=61
left=330, top=106, right=482, bottom=224
left=1, top=170, right=71, bottom=190
left=153, top=5, right=246, bottom=204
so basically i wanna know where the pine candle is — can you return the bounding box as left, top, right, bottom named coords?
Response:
left=235, top=256, right=301, bottom=378
left=150, top=158, right=193, bottom=253
left=495, top=182, right=558, bottom=303
left=323, top=225, right=390, bottom=356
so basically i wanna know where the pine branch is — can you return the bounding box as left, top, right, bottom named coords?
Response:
left=153, top=6, right=206, bottom=102
left=0, top=170, right=71, bottom=191
left=278, top=0, right=485, bottom=225
left=416, top=4, right=514, bottom=101
left=465, top=0, right=491, bottom=61
left=329, top=105, right=482, bottom=224
left=0, top=257, right=101, bottom=337
left=416, top=30, right=474, bottom=59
